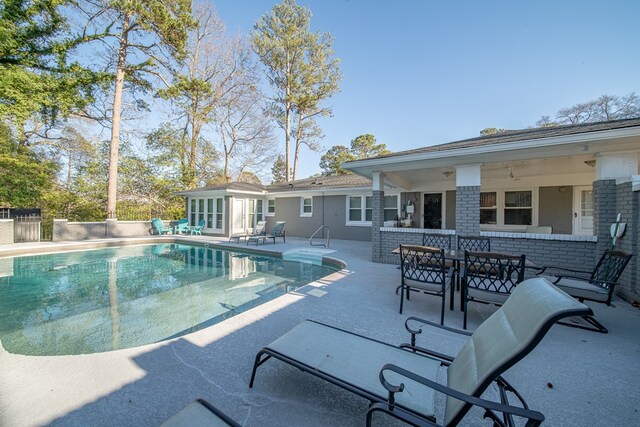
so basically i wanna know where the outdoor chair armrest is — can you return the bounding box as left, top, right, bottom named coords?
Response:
left=535, top=265, right=591, bottom=277
left=403, top=316, right=471, bottom=359
left=378, top=364, right=544, bottom=426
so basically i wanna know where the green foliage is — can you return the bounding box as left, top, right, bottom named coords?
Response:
left=271, top=154, right=289, bottom=183
left=252, top=0, right=341, bottom=180
left=0, top=123, right=58, bottom=207
left=0, top=0, right=103, bottom=138
left=320, top=134, right=390, bottom=176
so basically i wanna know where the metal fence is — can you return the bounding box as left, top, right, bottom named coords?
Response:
left=14, top=215, right=41, bottom=243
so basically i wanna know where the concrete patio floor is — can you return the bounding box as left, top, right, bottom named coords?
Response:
left=1, top=236, right=639, bottom=426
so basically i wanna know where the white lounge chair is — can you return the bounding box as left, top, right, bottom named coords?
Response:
left=250, top=278, right=591, bottom=426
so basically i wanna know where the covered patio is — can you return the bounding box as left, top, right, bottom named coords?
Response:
left=343, top=119, right=640, bottom=302
left=0, top=236, right=639, bottom=426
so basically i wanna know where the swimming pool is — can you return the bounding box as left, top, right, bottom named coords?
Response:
left=0, top=244, right=339, bottom=356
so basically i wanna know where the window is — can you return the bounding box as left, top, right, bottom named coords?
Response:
left=248, top=199, right=256, bottom=228
left=301, top=197, right=312, bottom=216
left=347, top=195, right=374, bottom=224
left=348, top=196, right=362, bottom=221
left=504, top=191, right=532, bottom=225
left=256, top=200, right=263, bottom=222
left=384, top=195, right=398, bottom=221
left=190, top=199, right=196, bottom=226
left=480, top=192, right=497, bottom=225
left=216, top=198, right=223, bottom=229
left=207, top=199, right=214, bottom=228
left=365, top=196, right=373, bottom=221
left=267, top=199, right=275, bottom=215
left=198, top=199, right=205, bottom=223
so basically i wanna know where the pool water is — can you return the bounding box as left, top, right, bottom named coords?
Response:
left=0, top=244, right=338, bottom=356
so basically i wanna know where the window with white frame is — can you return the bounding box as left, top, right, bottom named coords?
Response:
left=190, top=199, right=196, bottom=226
left=248, top=199, right=256, bottom=228
left=198, top=199, right=205, bottom=224
left=216, top=198, right=223, bottom=229
left=256, top=200, right=263, bottom=222
left=384, top=195, right=398, bottom=221
left=207, top=199, right=214, bottom=228
left=480, top=190, right=533, bottom=227
left=301, top=197, right=313, bottom=216
left=347, top=195, right=374, bottom=224
left=266, top=199, right=275, bottom=216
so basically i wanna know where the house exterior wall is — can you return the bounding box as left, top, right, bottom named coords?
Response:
left=376, top=229, right=597, bottom=275
left=401, top=192, right=421, bottom=227
left=538, top=186, right=573, bottom=234
left=445, top=190, right=456, bottom=229
left=265, top=195, right=371, bottom=241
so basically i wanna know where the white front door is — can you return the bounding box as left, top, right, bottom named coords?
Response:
left=233, top=199, right=245, bottom=234
left=573, top=186, right=593, bottom=235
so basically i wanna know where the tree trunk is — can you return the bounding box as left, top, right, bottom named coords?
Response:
left=292, top=113, right=303, bottom=180
left=106, top=14, right=130, bottom=219
left=285, top=103, right=291, bottom=182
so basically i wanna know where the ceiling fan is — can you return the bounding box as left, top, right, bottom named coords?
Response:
left=485, top=167, right=521, bottom=182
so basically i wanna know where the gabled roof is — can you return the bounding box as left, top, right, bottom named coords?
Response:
left=266, top=174, right=371, bottom=192
left=347, top=117, right=640, bottom=163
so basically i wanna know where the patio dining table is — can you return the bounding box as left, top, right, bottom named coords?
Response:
left=392, top=247, right=539, bottom=310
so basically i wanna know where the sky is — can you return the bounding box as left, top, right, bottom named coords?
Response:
left=207, top=0, right=640, bottom=179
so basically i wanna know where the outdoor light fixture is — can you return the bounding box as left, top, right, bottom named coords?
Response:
left=442, top=170, right=454, bottom=178
left=584, top=160, right=596, bottom=167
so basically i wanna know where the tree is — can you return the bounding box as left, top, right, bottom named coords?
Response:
left=319, top=145, right=355, bottom=176
left=537, top=92, right=640, bottom=127
left=271, top=154, right=289, bottom=183
left=252, top=0, right=341, bottom=181
left=78, top=0, right=195, bottom=217
left=0, top=0, right=101, bottom=142
left=320, top=134, right=390, bottom=175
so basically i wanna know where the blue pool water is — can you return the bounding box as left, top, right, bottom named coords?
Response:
left=0, top=244, right=338, bottom=356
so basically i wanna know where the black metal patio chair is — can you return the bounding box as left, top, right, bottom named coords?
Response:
left=457, top=235, right=491, bottom=252
left=398, top=245, right=453, bottom=324
left=249, top=278, right=592, bottom=427
left=536, top=249, right=632, bottom=333
left=462, top=250, right=526, bottom=329
left=422, top=233, right=452, bottom=250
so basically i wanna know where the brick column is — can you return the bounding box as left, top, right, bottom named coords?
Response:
left=613, top=181, right=639, bottom=302
left=372, top=190, right=384, bottom=262
left=371, top=172, right=385, bottom=262
left=593, top=179, right=617, bottom=257
left=455, top=186, right=481, bottom=236
left=454, top=164, right=482, bottom=243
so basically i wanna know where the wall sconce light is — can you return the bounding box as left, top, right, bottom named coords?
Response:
left=584, top=160, right=596, bottom=167
left=442, top=170, right=454, bottom=178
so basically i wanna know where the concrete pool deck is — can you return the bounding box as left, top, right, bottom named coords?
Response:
left=1, top=236, right=639, bottom=426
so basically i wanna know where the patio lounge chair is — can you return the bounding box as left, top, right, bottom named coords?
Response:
left=152, top=218, right=172, bottom=235
left=462, top=250, right=526, bottom=329
left=173, top=218, right=189, bottom=234
left=161, top=398, right=240, bottom=427
left=250, top=278, right=592, bottom=427
left=248, top=221, right=285, bottom=245
left=229, top=221, right=267, bottom=243
left=536, top=249, right=632, bottom=333
left=398, top=245, right=454, bottom=324
left=189, top=219, right=206, bottom=235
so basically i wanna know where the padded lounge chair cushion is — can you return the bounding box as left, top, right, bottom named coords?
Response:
left=267, top=321, right=439, bottom=418
left=541, top=276, right=610, bottom=303
left=467, top=286, right=510, bottom=304
left=445, top=278, right=588, bottom=425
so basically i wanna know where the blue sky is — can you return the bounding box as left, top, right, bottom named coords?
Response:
left=209, top=1, right=639, bottom=178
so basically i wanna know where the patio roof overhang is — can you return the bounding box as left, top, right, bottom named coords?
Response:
left=343, top=126, right=640, bottom=190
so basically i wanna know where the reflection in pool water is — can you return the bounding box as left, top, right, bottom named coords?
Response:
left=0, top=244, right=338, bottom=355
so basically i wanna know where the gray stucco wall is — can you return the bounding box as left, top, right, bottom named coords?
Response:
left=53, top=219, right=179, bottom=241
left=538, top=186, right=573, bottom=234
left=265, top=195, right=371, bottom=241
left=446, top=190, right=456, bottom=229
